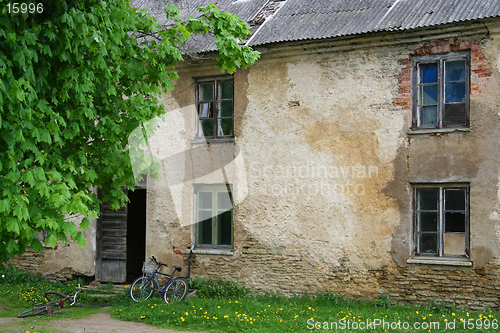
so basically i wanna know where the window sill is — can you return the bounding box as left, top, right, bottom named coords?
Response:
left=407, top=257, right=472, bottom=266
left=190, top=138, right=235, bottom=145
left=407, top=127, right=470, bottom=136
left=186, top=248, right=234, bottom=255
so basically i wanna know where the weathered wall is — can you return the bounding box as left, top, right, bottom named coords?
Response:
left=11, top=21, right=500, bottom=308
left=145, top=22, right=500, bottom=308
left=12, top=214, right=97, bottom=281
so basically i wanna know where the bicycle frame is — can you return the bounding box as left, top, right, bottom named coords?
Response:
left=146, top=269, right=176, bottom=293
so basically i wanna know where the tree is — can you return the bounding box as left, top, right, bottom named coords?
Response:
left=0, top=0, right=260, bottom=264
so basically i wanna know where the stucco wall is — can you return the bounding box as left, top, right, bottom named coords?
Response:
left=10, top=22, right=500, bottom=308
left=147, top=23, right=500, bottom=308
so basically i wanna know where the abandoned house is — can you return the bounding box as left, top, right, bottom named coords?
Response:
left=13, top=0, right=500, bottom=309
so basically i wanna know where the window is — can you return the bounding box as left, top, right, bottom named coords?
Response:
left=196, top=77, right=234, bottom=139
left=194, top=184, right=233, bottom=249
left=412, top=185, right=469, bottom=258
left=412, top=52, right=470, bottom=129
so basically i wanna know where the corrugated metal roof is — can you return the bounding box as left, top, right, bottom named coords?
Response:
left=248, top=0, right=500, bottom=46
left=130, top=0, right=269, bottom=52
left=129, top=0, right=500, bottom=51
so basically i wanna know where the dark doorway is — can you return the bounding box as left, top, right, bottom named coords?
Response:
left=126, top=189, right=146, bottom=282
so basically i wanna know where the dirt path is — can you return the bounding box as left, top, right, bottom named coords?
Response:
left=0, top=312, right=208, bottom=333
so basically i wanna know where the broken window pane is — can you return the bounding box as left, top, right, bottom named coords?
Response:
left=419, top=233, right=438, bottom=254
left=413, top=53, right=469, bottom=129
left=445, top=60, right=466, bottom=81
left=414, top=185, right=469, bottom=258
left=420, top=63, right=438, bottom=83
left=445, top=212, right=466, bottom=232
left=445, top=82, right=466, bottom=103
left=196, top=78, right=234, bottom=138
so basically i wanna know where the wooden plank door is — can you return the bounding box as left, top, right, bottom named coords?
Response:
left=96, top=190, right=127, bottom=282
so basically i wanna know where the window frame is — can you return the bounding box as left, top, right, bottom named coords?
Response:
left=411, top=51, right=470, bottom=130
left=194, top=184, right=234, bottom=250
left=195, top=76, right=234, bottom=140
left=411, top=184, right=470, bottom=259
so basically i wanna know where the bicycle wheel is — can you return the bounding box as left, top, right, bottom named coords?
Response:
left=130, top=276, right=156, bottom=302
left=163, top=278, right=188, bottom=303
left=17, top=305, right=47, bottom=318
left=44, top=291, right=68, bottom=307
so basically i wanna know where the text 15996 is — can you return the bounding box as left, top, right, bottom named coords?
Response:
left=7, top=3, right=43, bottom=14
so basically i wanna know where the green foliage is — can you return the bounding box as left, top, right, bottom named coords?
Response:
left=0, top=264, right=45, bottom=286
left=0, top=0, right=259, bottom=264
left=370, top=294, right=393, bottom=307
left=189, top=276, right=250, bottom=299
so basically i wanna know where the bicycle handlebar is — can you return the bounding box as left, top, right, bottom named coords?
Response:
left=150, top=255, right=167, bottom=267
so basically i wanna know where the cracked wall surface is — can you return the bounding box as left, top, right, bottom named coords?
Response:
left=11, top=23, right=500, bottom=307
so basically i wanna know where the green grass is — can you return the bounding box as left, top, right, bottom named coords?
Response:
left=112, top=277, right=500, bottom=332
left=1, top=267, right=500, bottom=333
left=112, top=292, right=500, bottom=332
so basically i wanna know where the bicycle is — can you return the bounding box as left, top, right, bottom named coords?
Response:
left=129, top=255, right=188, bottom=303
left=17, top=290, right=80, bottom=318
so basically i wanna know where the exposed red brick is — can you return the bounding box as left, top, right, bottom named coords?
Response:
left=394, top=38, right=492, bottom=108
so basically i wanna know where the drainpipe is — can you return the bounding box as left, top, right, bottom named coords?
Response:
left=189, top=193, right=197, bottom=279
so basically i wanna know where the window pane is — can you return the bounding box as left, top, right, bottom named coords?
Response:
left=445, top=60, right=466, bottom=81
left=419, top=212, right=438, bottom=231
left=420, top=63, right=438, bottom=83
left=445, top=189, right=466, bottom=210
left=419, top=233, right=438, bottom=254
left=198, top=213, right=212, bottom=245
left=443, top=103, right=466, bottom=127
left=218, top=191, right=232, bottom=210
left=200, top=119, right=213, bottom=137
left=198, top=102, right=212, bottom=119
left=445, top=212, right=466, bottom=232
left=218, top=118, right=233, bottom=136
left=198, top=192, right=212, bottom=209
left=217, top=211, right=232, bottom=246
left=418, top=189, right=438, bottom=210
left=219, top=100, right=233, bottom=118
left=219, top=81, right=233, bottom=99
left=199, top=83, right=213, bottom=101
left=422, top=84, right=438, bottom=105
left=445, top=82, right=466, bottom=103
left=420, top=106, right=438, bottom=126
